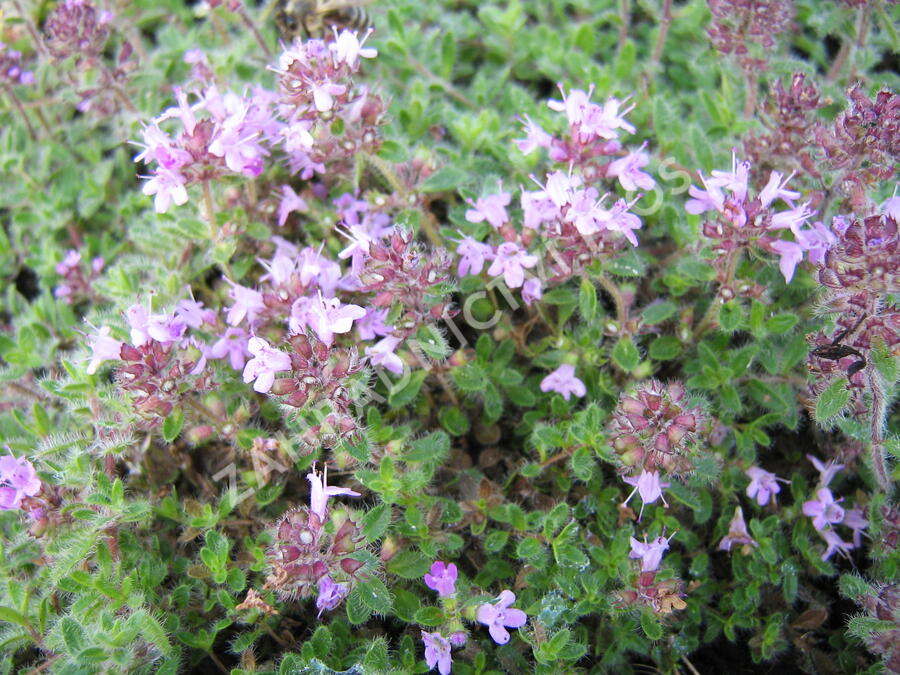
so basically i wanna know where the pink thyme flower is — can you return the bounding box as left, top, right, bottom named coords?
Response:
left=225, top=279, right=266, bottom=327
left=745, top=466, right=786, bottom=506
left=465, top=188, right=511, bottom=230
left=424, top=561, right=458, bottom=597
left=125, top=304, right=186, bottom=346
left=306, top=293, right=367, bottom=346
left=820, top=528, right=854, bottom=561
left=329, top=28, right=377, bottom=68
left=277, top=184, right=308, bottom=227
left=522, top=277, right=542, bottom=305
left=486, top=242, right=538, bottom=289
left=718, top=506, right=758, bottom=552
left=365, top=335, right=404, bottom=375
left=306, top=463, right=360, bottom=520
left=209, top=327, right=252, bottom=370
left=843, top=507, right=869, bottom=548
left=242, top=337, right=292, bottom=393
left=316, top=575, right=348, bottom=617
left=769, top=239, right=804, bottom=283
left=514, top=115, right=553, bottom=155
left=622, top=470, right=670, bottom=520
left=454, top=234, right=494, bottom=277
left=421, top=631, right=452, bottom=675
left=176, top=297, right=217, bottom=329
left=803, top=488, right=845, bottom=532
left=141, top=167, right=188, bottom=214
left=356, top=307, right=392, bottom=341
left=539, top=364, right=586, bottom=401
left=0, top=455, right=42, bottom=510
left=807, top=454, right=844, bottom=488
left=85, top=325, right=123, bottom=375
left=629, top=534, right=673, bottom=572
left=607, top=146, right=655, bottom=192
left=476, top=590, right=527, bottom=645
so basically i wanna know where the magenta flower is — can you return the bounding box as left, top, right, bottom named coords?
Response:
left=316, top=575, right=349, bottom=617
left=514, top=116, right=553, bottom=155
left=225, top=279, right=266, bottom=327
left=539, top=364, right=586, bottom=401
left=421, top=631, right=452, bottom=675
left=745, top=466, right=785, bottom=506
left=176, top=297, right=217, bottom=329
left=329, top=29, right=378, bottom=68
left=210, top=327, right=252, bottom=370
left=843, top=507, right=869, bottom=548
left=522, top=277, right=542, bottom=305
left=356, top=307, right=392, bottom=341
left=277, top=184, right=308, bottom=227
left=242, top=337, right=292, bottom=393
left=629, top=534, right=672, bottom=572
left=454, top=234, right=494, bottom=277
left=0, top=455, right=41, bottom=510
left=465, top=189, right=511, bottom=230
left=758, top=170, right=800, bottom=208
left=424, top=561, right=458, bottom=597
left=807, top=454, right=844, bottom=488
left=125, top=304, right=186, bottom=346
left=803, top=488, right=845, bottom=532
left=306, top=293, right=367, bottom=346
left=820, top=528, right=854, bottom=561
left=768, top=239, right=804, bottom=283
left=141, top=167, right=188, bottom=214
left=607, top=147, right=655, bottom=192
left=486, top=242, right=538, bottom=289
left=476, top=590, right=527, bottom=645
left=85, top=325, right=123, bottom=375
left=718, top=506, right=758, bottom=552
left=306, top=463, right=360, bottom=520
left=365, top=335, right=404, bottom=375
left=622, top=470, right=670, bottom=520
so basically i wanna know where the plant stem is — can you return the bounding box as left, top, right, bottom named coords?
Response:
left=234, top=3, right=273, bottom=58
left=597, top=275, right=627, bottom=328
left=406, top=55, right=477, bottom=110
left=650, top=0, right=673, bottom=69
left=3, top=84, right=37, bottom=140
left=202, top=180, right=220, bottom=243
left=618, top=0, right=631, bottom=53
left=694, top=248, right=741, bottom=338
left=99, top=62, right=138, bottom=114
left=743, top=69, right=758, bottom=119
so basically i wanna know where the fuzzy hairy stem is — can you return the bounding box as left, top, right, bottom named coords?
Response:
left=650, top=0, right=674, bottom=68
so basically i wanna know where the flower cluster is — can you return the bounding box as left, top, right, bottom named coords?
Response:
left=263, top=464, right=362, bottom=609
left=0, top=42, right=35, bottom=86
left=859, top=584, right=900, bottom=673
left=688, top=152, right=834, bottom=284
left=43, top=0, right=113, bottom=64
left=54, top=249, right=105, bottom=304
left=357, top=228, right=457, bottom=337
left=609, top=380, right=705, bottom=479
left=743, top=72, right=824, bottom=188
left=706, top=0, right=794, bottom=72
left=135, top=85, right=277, bottom=212
left=801, top=456, right=868, bottom=561
left=619, top=533, right=686, bottom=615
left=0, top=455, right=41, bottom=510
left=814, top=86, right=898, bottom=200
left=275, top=31, right=384, bottom=180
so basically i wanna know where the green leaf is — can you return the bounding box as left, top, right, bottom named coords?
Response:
left=0, top=607, right=30, bottom=629
left=642, top=302, right=677, bottom=325
left=406, top=431, right=450, bottom=462
left=355, top=578, right=393, bottom=615
left=363, top=504, right=392, bottom=541
left=649, top=336, right=682, bottom=360
left=419, top=165, right=469, bottom=192
left=388, top=370, right=428, bottom=408
left=162, top=408, right=184, bottom=443
left=414, top=606, right=445, bottom=627
left=451, top=363, right=487, bottom=392
left=815, top=378, right=850, bottom=424
left=579, top=279, right=598, bottom=321
left=387, top=551, right=432, bottom=579
left=766, top=313, right=798, bottom=334
left=611, top=337, right=640, bottom=373
left=439, top=407, right=470, bottom=436
left=719, top=300, right=743, bottom=332
left=640, top=608, right=664, bottom=640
